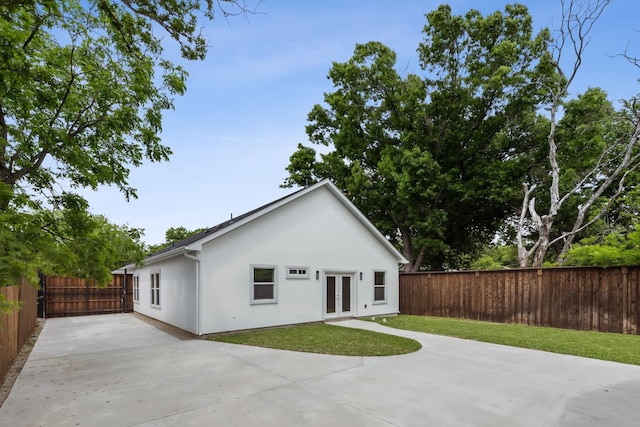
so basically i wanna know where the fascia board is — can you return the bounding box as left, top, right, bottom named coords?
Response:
left=321, top=181, right=410, bottom=264
left=185, top=181, right=330, bottom=250
left=140, top=247, right=187, bottom=266
left=161, top=179, right=408, bottom=265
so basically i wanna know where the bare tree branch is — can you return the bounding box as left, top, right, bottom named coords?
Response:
left=517, top=0, right=620, bottom=267
left=7, top=149, right=48, bottom=185
left=517, top=183, right=537, bottom=266
left=553, top=117, right=640, bottom=255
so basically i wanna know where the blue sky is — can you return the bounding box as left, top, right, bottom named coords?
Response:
left=80, top=0, right=640, bottom=246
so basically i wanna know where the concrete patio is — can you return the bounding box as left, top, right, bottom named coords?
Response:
left=1, top=313, right=639, bottom=426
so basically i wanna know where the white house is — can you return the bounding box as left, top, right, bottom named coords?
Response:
left=125, top=180, right=408, bottom=335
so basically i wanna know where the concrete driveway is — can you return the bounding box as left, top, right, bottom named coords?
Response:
left=2, top=314, right=640, bottom=426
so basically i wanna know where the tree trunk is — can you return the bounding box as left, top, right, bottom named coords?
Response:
left=410, top=247, right=426, bottom=272
left=400, top=226, right=415, bottom=272
left=515, top=0, right=615, bottom=267
left=532, top=239, right=549, bottom=268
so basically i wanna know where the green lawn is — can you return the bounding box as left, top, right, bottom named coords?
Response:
left=366, top=315, right=640, bottom=365
left=210, top=323, right=422, bottom=356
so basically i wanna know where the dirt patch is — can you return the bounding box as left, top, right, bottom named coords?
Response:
left=0, top=318, right=45, bottom=408
left=130, top=312, right=196, bottom=341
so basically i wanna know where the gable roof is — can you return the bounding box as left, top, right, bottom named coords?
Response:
left=147, top=187, right=306, bottom=258
left=138, top=179, right=408, bottom=266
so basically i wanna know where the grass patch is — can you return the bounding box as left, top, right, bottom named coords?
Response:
left=366, top=315, right=640, bottom=365
left=210, top=323, right=421, bottom=356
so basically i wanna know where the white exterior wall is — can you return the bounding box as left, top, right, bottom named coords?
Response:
left=132, top=255, right=198, bottom=334
left=198, top=185, right=400, bottom=334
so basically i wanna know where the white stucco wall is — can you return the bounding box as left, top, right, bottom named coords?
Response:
left=131, top=255, right=198, bottom=334
left=197, top=185, right=401, bottom=334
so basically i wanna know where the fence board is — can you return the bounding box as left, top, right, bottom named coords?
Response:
left=400, top=266, right=640, bottom=335
left=1, top=279, right=38, bottom=383
left=43, top=275, right=133, bottom=318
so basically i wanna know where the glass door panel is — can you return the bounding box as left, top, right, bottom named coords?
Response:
left=326, top=276, right=336, bottom=314
left=341, top=276, right=351, bottom=313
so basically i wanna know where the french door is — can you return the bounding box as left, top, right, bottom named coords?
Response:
left=325, top=273, right=353, bottom=318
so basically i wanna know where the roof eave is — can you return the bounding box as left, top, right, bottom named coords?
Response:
left=320, top=181, right=409, bottom=264
left=126, top=179, right=409, bottom=268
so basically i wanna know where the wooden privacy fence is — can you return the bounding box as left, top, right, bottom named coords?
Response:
left=1, top=279, right=38, bottom=383
left=42, top=274, right=133, bottom=318
left=400, top=266, right=640, bottom=334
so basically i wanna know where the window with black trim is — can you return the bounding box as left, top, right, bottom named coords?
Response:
left=133, top=275, right=140, bottom=303
left=151, top=272, right=160, bottom=308
left=251, top=265, right=277, bottom=304
left=286, top=265, right=309, bottom=279
left=374, top=271, right=386, bottom=303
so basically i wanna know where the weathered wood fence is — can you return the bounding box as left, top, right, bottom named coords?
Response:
left=1, top=279, right=38, bottom=383
left=400, top=266, right=640, bottom=334
left=42, top=275, right=133, bottom=318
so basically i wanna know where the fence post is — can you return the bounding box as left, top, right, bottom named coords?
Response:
left=85, top=279, right=90, bottom=316
left=622, top=266, right=629, bottom=334
left=536, top=269, right=543, bottom=326
left=122, top=273, right=127, bottom=313
left=38, top=273, right=46, bottom=318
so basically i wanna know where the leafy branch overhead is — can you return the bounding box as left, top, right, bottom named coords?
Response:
left=0, top=0, right=253, bottom=286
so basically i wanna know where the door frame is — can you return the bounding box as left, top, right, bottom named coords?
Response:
left=323, top=270, right=357, bottom=319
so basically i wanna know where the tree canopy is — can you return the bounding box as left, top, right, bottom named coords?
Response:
left=1, top=0, right=251, bottom=209
left=563, top=224, right=640, bottom=267
left=283, top=4, right=553, bottom=271
left=0, top=0, right=252, bottom=287
left=0, top=201, right=146, bottom=287
left=147, top=225, right=208, bottom=254
left=515, top=0, right=640, bottom=267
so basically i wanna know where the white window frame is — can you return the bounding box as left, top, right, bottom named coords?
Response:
left=150, top=271, right=161, bottom=308
left=373, top=270, right=386, bottom=304
left=133, top=275, right=140, bottom=304
left=286, top=265, right=310, bottom=279
left=251, top=265, right=278, bottom=304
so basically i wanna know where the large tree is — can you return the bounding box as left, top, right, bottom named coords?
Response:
left=1, top=0, right=252, bottom=209
left=0, top=0, right=252, bottom=285
left=283, top=4, right=552, bottom=271
left=0, top=197, right=146, bottom=287
left=515, top=0, right=640, bottom=267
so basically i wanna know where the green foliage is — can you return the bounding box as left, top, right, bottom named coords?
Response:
left=147, top=225, right=208, bottom=254
left=520, top=88, right=633, bottom=262
left=164, top=226, right=207, bottom=244
left=0, top=294, right=21, bottom=314
left=283, top=4, right=552, bottom=270
left=595, top=169, right=640, bottom=234
left=0, top=0, right=184, bottom=207
left=564, top=224, right=640, bottom=267
left=368, top=315, right=640, bottom=365
left=46, top=214, right=147, bottom=285
left=470, top=245, right=519, bottom=270
left=0, top=1, right=248, bottom=288
left=212, top=323, right=422, bottom=356
left=0, top=191, right=56, bottom=286
left=0, top=197, right=146, bottom=287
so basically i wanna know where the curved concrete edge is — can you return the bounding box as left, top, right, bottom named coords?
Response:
left=2, top=314, right=640, bottom=426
